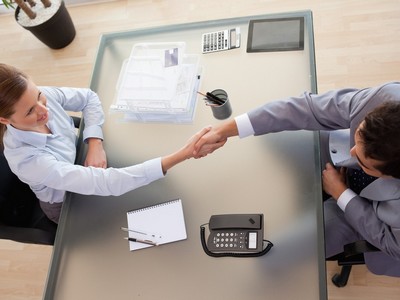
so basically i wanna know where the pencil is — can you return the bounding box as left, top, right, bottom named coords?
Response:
left=197, top=91, right=225, bottom=105
left=197, top=91, right=207, bottom=97
left=206, top=92, right=225, bottom=105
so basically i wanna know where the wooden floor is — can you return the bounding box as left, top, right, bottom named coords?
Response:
left=1, top=0, right=400, bottom=299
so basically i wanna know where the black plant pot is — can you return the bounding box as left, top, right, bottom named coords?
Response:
left=15, top=1, right=76, bottom=49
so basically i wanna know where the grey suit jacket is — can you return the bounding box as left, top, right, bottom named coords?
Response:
left=247, top=82, right=400, bottom=276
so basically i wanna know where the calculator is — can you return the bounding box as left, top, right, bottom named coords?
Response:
left=201, top=27, right=241, bottom=54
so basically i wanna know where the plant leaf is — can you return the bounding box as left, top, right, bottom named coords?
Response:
left=2, top=0, right=15, bottom=9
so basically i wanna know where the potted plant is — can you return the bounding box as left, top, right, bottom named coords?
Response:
left=2, top=0, right=76, bottom=49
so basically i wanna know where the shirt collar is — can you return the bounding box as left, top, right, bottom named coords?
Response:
left=6, top=124, right=50, bottom=148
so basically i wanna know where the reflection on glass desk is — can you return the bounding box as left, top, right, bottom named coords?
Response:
left=44, top=11, right=326, bottom=300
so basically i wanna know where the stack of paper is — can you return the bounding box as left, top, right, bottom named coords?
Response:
left=110, top=42, right=201, bottom=123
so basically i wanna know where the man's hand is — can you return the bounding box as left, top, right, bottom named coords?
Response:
left=192, top=126, right=227, bottom=158
left=322, top=163, right=347, bottom=200
left=193, top=120, right=238, bottom=158
left=84, top=138, right=107, bottom=168
left=161, top=126, right=219, bottom=174
left=180, top=126, right=215, bottom=160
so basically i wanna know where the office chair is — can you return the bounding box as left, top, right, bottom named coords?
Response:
left=0, top=116, right=81, bottom=245
left=327, top=240, right=379, bottom=287
left=0, top=148, right=57, bottom=245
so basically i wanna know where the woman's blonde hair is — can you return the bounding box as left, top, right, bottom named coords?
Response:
left=0, top=64, right=29, bottom=146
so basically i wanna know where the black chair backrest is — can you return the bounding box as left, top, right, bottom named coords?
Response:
left=0, top=149, right=57, bottom=244
left=0, top=151, right=37, bottom=226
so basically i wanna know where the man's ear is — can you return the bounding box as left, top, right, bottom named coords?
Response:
left=0, top=117, right=10, bottom=125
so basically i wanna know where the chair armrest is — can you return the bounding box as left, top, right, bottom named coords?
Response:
left=343, top=240, right=380, bottom=258
left=71, top=116, right=81, bottom=128
left=0, top=225, right=55, bottom=245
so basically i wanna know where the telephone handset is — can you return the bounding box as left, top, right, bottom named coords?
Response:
left=200, top=214, right=273, bottom=257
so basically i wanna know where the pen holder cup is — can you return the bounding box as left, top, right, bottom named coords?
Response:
left=209, top=89, right=232, bottom=120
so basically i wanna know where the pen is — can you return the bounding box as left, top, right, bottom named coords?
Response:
left=206, top=92, right=225, bottom=105
left=120, top=227, right=161, bottom=239
left=124, top=237, right=158, bottom=246
left=197, top=91, right=225, bottom=106
left=121, top=226, right=147, bottom=235
left=205, top=101, right=219, bottom=107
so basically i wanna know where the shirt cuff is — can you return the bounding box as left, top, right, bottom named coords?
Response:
left=144, top=157, right=165, bottom=180
left=337, top=188, right=357, bottom=211
left=235, top=114, right=255, bottom=138
left=83, top=125, right=104, bottom=143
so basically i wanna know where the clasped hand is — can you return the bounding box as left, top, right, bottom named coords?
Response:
left=191, top=126, right=227, bottom=158
left=322, top=163, right=348, bottom=200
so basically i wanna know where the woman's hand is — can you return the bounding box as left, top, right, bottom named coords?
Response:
left=161, top=126, right=217, bottom=174
left=84, top=138, right=107, bottom=168
left=193, top=119, right=238, bottom=158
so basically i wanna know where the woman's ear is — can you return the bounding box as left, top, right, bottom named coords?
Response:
left=0, top=117, right=10, bottom=125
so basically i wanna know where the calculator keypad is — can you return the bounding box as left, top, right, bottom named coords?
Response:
left=202, top=30, right=229, bottom=53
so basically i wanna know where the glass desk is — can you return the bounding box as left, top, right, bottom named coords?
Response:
left=44, top=11, right=326, bottom=300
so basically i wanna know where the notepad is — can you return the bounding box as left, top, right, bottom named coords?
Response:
left=126, top=199, right=187, bottom=251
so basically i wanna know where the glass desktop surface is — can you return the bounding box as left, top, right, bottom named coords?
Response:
left=44, top=11, right=326, bottom=300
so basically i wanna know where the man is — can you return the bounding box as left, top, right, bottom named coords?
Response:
left=194, top=82, right=400, bottom=276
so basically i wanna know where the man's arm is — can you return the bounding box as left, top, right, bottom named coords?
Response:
left=345, top=197, right=400, bottom=260
left=322, top=162, right=400, bottom=259
left=193, top=87, right=364, bottom=157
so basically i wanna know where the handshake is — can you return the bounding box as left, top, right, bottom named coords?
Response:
left=161, top=120, right=239, bottom=174
left=188, top=125, right=228, bottom=159
left=186, top=118, right=239, bottom=159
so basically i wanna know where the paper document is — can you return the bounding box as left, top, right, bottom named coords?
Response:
left=126, top=199, right=187, bottom=251
left=111, top=42, right=201, bottom=123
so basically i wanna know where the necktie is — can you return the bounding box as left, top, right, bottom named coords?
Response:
left=347, top=168, right=377, bottom=194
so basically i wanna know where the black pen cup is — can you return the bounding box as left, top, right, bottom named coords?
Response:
left=209, top=89, right=232, bottom=120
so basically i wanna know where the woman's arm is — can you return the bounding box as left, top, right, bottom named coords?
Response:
left=161, top=126, right=214, bottom=174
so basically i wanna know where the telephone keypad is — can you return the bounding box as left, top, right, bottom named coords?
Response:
left=209, top=231, right=249, bottom=251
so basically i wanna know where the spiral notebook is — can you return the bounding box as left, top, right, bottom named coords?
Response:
left=126, top=199, right=187, bottom=251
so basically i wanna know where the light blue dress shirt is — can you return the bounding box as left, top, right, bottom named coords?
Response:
left=3, top=86, right=164, bottom=204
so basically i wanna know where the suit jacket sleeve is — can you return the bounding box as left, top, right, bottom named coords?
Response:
left=345, top=195, right=400, bottom=260
left=247, top=82, right=400, bottom=136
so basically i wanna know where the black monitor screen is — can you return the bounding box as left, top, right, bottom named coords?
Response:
left=247, top=17, right=304, bottom=52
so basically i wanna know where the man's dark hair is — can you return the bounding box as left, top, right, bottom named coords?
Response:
left=359, top=101, right=400, bottom=178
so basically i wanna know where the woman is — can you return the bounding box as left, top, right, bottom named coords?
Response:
left=0, top=63, right=215, bottom=223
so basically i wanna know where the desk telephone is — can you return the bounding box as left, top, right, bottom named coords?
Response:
left=200, top=214, right=273, bottom=257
